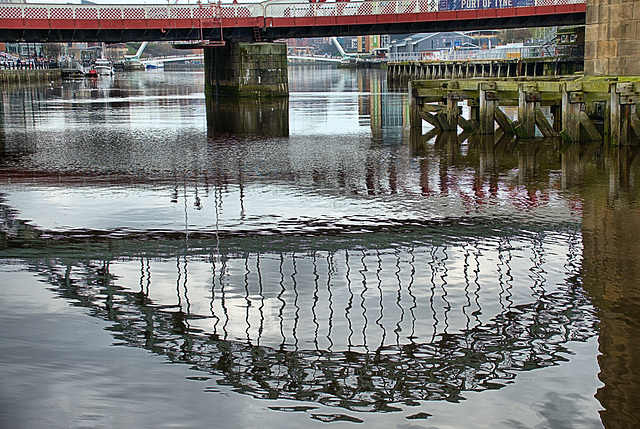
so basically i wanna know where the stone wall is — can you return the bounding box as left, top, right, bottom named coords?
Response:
left=585, top=0, right=640, bottom=75
left=0, top=69, right=61, bottom=85
left=204, top=41, right=288, bottom=98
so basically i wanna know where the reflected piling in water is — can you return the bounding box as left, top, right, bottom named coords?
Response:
left=206, top=95, right=289, bottom=137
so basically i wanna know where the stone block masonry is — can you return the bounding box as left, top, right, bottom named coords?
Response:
left=585, top=0, right=640, bottom=76
left=204, top=41, right=288, bottom=98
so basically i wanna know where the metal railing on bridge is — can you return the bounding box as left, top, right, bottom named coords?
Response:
left=0, top=0, right=586, bottom=23
left=0, top=3, right=261, bottom=21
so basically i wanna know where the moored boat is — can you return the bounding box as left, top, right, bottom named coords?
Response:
left=59, top=60, right=85, bottom=79
left=92, top=58, right=115, bottom=76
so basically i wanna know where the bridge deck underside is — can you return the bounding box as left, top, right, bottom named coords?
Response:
left=0, top=4, right=584, bottom=42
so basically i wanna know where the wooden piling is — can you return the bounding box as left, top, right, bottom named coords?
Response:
left=479, top=82, right=497, bottom=135
left=610, top=82, right=622, bottom=146
left=611, top=82, right=638, bottom=145
left=445, top=95, right=459, bottom=131
left=630, top=104, right=640, bottom=140
left=550, top=105, right=562, bottom=131
left=516, top=83, right=539, bottom=138
left=409, top=80, right=420, bottom=129
left=561, top=82, right=582, bottom=142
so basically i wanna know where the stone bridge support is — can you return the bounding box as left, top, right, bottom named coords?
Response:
left=204, top=41, right=288, bottom=98
left=585, top=0, right=640, bottom=75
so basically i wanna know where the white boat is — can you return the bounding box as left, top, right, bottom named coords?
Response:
left=93, top=58, right=114, bottom=76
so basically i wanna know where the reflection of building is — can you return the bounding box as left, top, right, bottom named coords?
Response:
left=356, top=70, right=405, bottom=144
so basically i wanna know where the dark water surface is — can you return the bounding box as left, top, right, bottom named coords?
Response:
left=1, top=67, right=639, bottom=428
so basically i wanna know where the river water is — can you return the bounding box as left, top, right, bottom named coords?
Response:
left=0, top=66, right=638, bottom=428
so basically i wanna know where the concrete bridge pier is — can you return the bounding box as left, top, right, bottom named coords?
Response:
left=204, top=41, right=288, bottom=98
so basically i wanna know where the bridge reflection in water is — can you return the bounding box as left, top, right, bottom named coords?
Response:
left=3, top=71, right=640, bottom=425
left=4, top=196, right=595, bottom=415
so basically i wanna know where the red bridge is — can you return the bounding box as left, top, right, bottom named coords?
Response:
left=0, top=0, right=585, bottom=43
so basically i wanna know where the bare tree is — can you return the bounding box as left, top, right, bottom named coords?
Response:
left=500, top=28, right=534, bottom=44
left=40, top=43, right=65, bottom=60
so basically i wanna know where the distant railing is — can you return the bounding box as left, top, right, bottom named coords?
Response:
left=141, top=54, right=204, bottom=65
left=0, top=0, right=586, bottom=22
left=388, top=52, right=435, bottom=62
left=0, top=59, right=52, bottom=69
left=388, top=45, right=560, bottom=62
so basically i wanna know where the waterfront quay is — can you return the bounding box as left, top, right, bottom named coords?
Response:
left=0, top=67, right=61, bottom=84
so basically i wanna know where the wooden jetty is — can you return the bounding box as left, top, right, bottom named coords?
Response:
left=409, top=77, right=640, bottom=145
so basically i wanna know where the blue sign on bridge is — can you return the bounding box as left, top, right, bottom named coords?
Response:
left=440, top=0, right=534, bottom=10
